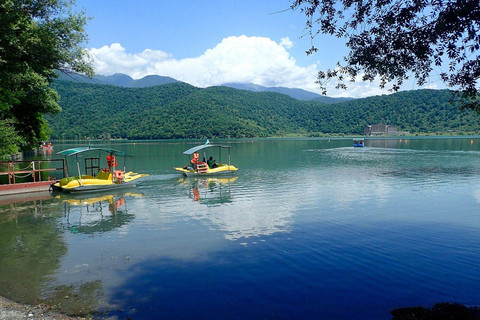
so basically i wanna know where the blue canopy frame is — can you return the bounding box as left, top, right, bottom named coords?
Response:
left=183, top=140, right=233, bottom=167
left=57, top=147, right=131, bottom=157
left=57, top=146, right=132, bottom=179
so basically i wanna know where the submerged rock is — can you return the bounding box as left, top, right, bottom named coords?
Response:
left=391, top=302, right=480, bottom=320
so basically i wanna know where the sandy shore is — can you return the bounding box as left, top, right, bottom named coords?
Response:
left=0, top=296, right=86, bottom=320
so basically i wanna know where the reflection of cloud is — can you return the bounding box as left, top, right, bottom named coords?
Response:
left=180, top=177, right=295, bottom=241
left=302, top=148, right=392, bottom=209
left=199, top=201, right=294, bottom=241
left=171, top=158, right=394, bottom=242
left=319, top=172, right=391, bottom=210
left=474, top=187, right=480, bottom=203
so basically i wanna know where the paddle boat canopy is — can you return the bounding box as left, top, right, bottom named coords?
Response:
left=51, top=146, right=148, bottom=193
left=174, top=140, right=238, bottom=176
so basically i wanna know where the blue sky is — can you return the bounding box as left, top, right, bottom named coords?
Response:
left=75, top=0, right=442, bottom=98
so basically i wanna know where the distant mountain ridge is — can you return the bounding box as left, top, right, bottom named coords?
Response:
left=55, top=72, right=353, bottom=102
left=56, top=72, right=178, bottom=88
left=221, top=82, right=355, bottom=103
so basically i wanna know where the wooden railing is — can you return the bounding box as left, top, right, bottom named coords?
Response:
left=0, top=159, right=67, bottom=184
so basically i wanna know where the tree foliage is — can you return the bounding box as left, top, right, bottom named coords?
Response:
left=47, top=81, right=480, bottom=139
left=290, top=0, right=480, bottom=111
left=0, top=0, right=93, bottom=157
left=0, top=119, right=24, bottom=159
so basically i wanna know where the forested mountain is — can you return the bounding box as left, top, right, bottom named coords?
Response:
left=46, top=81, right=480, bottom=140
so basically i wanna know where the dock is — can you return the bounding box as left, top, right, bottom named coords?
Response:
left=0, top=180, right=57, bottom=196
left=0, top=159, right=66, bottom=196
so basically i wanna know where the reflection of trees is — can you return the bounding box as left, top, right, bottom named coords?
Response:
left=0, top=198, right=67, bottom=305
left=0, top=196, right=106, bottom=317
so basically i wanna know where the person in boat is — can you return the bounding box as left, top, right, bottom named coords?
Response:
left=191, top=151, right=199, bottom=170
left=212, top=159, right=218, bottom=168
left=207, top=156, right=214, bottom=168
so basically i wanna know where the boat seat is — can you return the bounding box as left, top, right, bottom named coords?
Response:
left=97, top=170, right=112, bottom=180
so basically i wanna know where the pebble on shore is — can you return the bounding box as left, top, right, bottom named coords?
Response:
left=0, top=296, right=85, bottom=320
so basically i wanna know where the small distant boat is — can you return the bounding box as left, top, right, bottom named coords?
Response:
left=174, top=140, right=238, bottom=176
left=353, top=139, right=365, bottom=147
left=51, top=146, right=149, bottom=193
left=41, top=142, right=53, bottom=150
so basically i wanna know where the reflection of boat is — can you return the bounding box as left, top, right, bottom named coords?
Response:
left=64, top=194, right=118, bottom=206
left=353, top=139, right=365, bottom=147
left=174, top=140, right=238, bottom=176
left=60, top=192, right=143, bottom=234
left=180, top=176, right=238, bottom=206
left=51, top=146, right=148, bottom=193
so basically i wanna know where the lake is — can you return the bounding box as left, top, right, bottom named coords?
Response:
left=1, top=137, right=480, bottom=319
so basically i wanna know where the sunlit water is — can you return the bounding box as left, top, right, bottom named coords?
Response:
left=1, top=137, right=480, bottom=319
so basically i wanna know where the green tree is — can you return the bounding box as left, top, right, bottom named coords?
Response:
left=0, top=119, right=24, bottom=158
left=0, top=0, right=93, bottom=157
left=290, top=0, right=480, bottom=111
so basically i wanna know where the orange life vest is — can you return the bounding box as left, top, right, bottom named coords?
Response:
left=191, top=152, right=199, bottom=164
left=107, top=155, right=118, bottom=168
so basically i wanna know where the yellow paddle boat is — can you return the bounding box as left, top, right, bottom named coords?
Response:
left=51, top=146, right=149, bottom=193
left=174, top=140, right=238, bottom=176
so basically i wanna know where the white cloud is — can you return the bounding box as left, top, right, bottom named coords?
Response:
left=323, top=77, right=388, bottom=98
left=280, top=37, right=294, bottom=49
left=88, top=43, right=172, bottom=79
left=87, top=36, right=438, bottom=99
left=88, top=36, right=322, bottom=92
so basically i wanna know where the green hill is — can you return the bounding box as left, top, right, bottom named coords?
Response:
left=46, top=80, right=480, bottom=140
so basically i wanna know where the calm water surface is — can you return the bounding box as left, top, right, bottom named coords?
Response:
left=1, top=137, right=480, bottom=319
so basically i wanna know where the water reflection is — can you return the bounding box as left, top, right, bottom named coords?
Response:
left=176, top=176, right=295, bottom=241
left=58, top=192, right=144, bottom=235
left=0, top=191, right=148, bottom=316
left=0, top=194, right=106, bottom=316
left=0, top=191, right=53, bottom=207
left=178, top=176, right=237, bottom=206
left=366, top=136, right=480, bottom=151
left=41, top=148, right=53, bottom=156
left=3, top=138, right=480, bottom=319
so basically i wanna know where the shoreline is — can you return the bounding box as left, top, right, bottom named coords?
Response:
left=2, top=295, right=478, bottom=320
left=0, top=296, right=85, bottom=320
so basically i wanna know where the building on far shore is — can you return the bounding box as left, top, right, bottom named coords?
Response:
left=364, top=124, right=398, bottom=136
